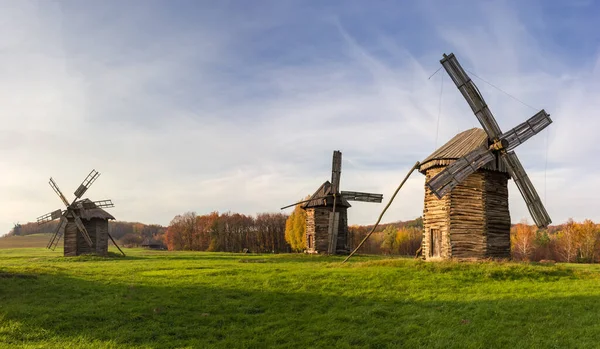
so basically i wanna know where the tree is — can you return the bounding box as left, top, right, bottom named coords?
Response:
left=284, top=204, right=306, bottom=252
left=555, top=219, right=579, bottom=263
left=381, top=225, right=398, bottom=254
left=576, top=219, right=599, bottom=263
left=511, top=220, right=536, bottom=261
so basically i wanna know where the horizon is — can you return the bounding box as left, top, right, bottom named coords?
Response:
left=2, top=1, right=600, bottom=236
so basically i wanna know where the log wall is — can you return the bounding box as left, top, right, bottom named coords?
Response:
left=422, top=167, right=511, bottom=260
left=62, top=218, right=109, bottom=256
left=484, top=171, right=511, bottom=258
left=304, top=206, right=349, bottom=254
left=422, top=167, right=451, bottom=259
left=448, top=171, right=486, bottom=259
left=63, top=220, right=78, bottom=257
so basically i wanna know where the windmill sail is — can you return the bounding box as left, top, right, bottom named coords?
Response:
left=340, top=191, right=383, bottom=203
left=427, top=147, right=495, bottom=199
left=49, top=178, right=70, bottom=207
left=74, top=169, right=100, bottom=199
left=328, top=150, right=342, bottom=254
left=47, top=216, right=67, bottom=250
left=501, top=151, right=551, bottom=228
left=440, top=53, right=503, bottom=140
left=500, top=110, right=552, bottom=152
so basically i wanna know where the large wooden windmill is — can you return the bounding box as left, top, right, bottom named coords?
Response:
left=37, top=170, right=124, bottom=257
left=282, top=151, right=383, bottom=254
left=420, top=53, right=552, bottom=260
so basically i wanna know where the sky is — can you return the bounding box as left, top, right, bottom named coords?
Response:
left=1, top=0, right=600, bottom=235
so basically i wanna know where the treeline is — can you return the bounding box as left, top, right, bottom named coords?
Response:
left=5, top=220, right=166, bottom=246
left=164, top=212, right=289, bottom=253
left=348, top=217, right=424, bottom=255
left=511, top=219, right=600, bottom=263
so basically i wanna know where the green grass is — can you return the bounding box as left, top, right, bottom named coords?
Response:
left=2, top=249, right=600, bottom=348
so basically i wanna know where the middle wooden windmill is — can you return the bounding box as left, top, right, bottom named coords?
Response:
left=282, top=151, right=383, bottom=254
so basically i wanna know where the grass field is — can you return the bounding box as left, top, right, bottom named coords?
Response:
left=0, top=234, right=52, bottom=249
left=2, top=248, right=600, bottom=348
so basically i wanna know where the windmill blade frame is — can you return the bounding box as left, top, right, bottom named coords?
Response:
left=37, top=209, right=63, bottom=225
left=501, top=151, right=551, bottom=228
left=426, top=147, right=496, bottom=199
left=500, top=110, right=552, bottom=152
left=280, top=195, right=331, bottom=210
left=340, top=191, right=383, bottom=203
left=47, top=215, right=67, bottom=250
left=440, top=53, right=503, bottom=140
left=331, top=150, right=342, bottom=193
left=74, top=169, right=100, bottom=199
left=81, top=199, right=115, bottom=210
left=73, top=215, right=94, bottom=247
left=49, top=178, right=70, bottom=207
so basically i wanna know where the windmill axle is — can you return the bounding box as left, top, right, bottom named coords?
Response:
left=489, top=138, right=509, bottom=152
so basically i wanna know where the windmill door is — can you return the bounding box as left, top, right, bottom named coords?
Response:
left=430, top=229, right=441, bottom=258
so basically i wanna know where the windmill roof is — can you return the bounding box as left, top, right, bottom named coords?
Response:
left=301, top=181, right=351, bottom=209
left=419, top=128, right=508, bottom=174
left=77, top=199, right=115, bottom=221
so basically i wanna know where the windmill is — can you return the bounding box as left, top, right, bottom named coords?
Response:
left=343, top=54, right=553, bottom=262
left=417, top=52, right=552, bottom=259
left=282, top=151, right=383, bottom=254
left=37, top=170, right=124, bottom=256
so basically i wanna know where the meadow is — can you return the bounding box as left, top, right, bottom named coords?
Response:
left=2, top=245, right=600, bottom=348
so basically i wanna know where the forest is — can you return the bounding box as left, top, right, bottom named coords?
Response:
left=7, top=211, right=600, bottom=263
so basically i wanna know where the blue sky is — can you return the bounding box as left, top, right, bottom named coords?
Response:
left=1, top=0, right=599, bottom=235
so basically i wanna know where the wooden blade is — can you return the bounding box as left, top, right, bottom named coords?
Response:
left=74, top=169, right=100, bottom=199
left=37, top=209, right=63, bottom=225
left=441, top=53, right=503, bottom=140
left=81, top=199, right=115, bottom=210
left=426, top=147, right=495, bottom=199
left=280, top=195, right=330, bottom=210
left=74, top=215, right=94, bottom=247
left=327, top=210, right=340, bottom=254
left=341, top=191, right=383, bottom=203
left=92, top=199, right=114, bottom=209
left=47, top=216, right=67, bottom=250
left=49, top=178, right=70, bottom=207
left=500, top=110, right=552, bottom=152
left=501, top=151, right=552, bottom=228
left=331, top=150, right=342, bottom=193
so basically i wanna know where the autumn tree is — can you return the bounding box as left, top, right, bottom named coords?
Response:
left=284, top=204, right=306, bottom=252
left=511, top=220, right=537, bottom=261
left=555, top=219, right=579, bottom=262
left=575, top=219, right=600, bottom=263
left=380, top=225, right=398, bottom=254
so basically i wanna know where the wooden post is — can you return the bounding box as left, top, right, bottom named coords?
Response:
left=343, top=162, right=420, bottom=263
left=107, top=232, right=126, bottom=256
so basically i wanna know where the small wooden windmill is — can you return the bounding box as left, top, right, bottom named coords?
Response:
left=37, top=169, right=124, bottom=257
left=282, top=151, right=383, bottom=254
left=420, top=53, right=552, bottom=260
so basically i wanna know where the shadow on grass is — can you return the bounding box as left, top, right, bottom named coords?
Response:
left=2, top=268, right=600, bottom=349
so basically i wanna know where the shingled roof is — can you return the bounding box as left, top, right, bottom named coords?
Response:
left=301, top=181, right=351, bottom=209
left=419, top=128, right=508, bottom=174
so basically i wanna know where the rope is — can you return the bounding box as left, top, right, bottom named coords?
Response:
left=465, top=69, right=539, bottom=112
left=544, top=127, right=549, bottom=206
left=342, top=161, right=420, bottom=263
left=435, top=73, right=444, bottom=148
left=428, top=66, right=442, bottom=80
